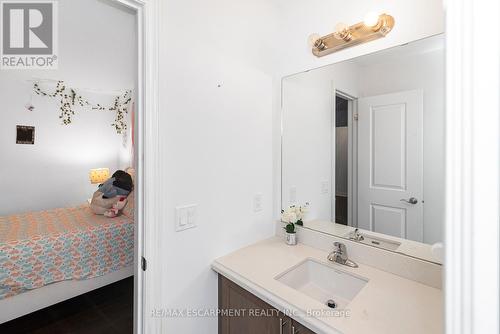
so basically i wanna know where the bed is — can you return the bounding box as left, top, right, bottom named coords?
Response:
left=0, top=200, right=134, bottom=323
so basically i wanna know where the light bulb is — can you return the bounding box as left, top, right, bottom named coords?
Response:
left=364, top=12, right=380, bottom=28
left=333, top=22, right=352, bottom=41
left=335, top=22, right=348, bottom=34
left=307, top=33, right=321, bottom=47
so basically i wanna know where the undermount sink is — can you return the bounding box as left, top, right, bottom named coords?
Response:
left=275, top=259, right=368, bottom=309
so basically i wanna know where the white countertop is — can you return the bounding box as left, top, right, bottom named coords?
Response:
left=212, top=237, right=443, bottom=334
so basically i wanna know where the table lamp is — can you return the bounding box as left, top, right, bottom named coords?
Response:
left=89, top=168, right=110, bottom=185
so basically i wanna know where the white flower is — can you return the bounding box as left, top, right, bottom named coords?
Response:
left=293, top=204, right=309, bottom=221
left=295, top=206, right=303, bottom=220
left=281, top=207, right=298, bottom=223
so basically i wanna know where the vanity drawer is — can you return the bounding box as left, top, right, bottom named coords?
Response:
left=218, top=274, right=315, bottom=334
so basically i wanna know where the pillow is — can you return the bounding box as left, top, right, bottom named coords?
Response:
left=122, top=190, right=135, bottom=219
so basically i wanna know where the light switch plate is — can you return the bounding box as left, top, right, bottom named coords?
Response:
left=253, top=193, right=263, bottom=212
left=175, top=204, right=197, bottom=231
left=321, top=180, right=329, bottom=194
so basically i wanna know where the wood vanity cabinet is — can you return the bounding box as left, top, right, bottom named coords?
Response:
left=291, top=321, right=316, bottom=334
left=218, top=275, right=316, bottom=334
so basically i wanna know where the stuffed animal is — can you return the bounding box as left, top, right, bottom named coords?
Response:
left=90, top=170, right=134, bottom=217
left=90, top=191, right=118, bottom=215
left=98, top=170, right=133, bottom=198
left=103, top=195, right=128, bottom=218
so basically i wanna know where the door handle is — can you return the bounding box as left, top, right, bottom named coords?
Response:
left=400, top=197, right=418, bottom=204
left=279, top=318, right=288, bottom=334
left=292, top=325, right=300, bottom=334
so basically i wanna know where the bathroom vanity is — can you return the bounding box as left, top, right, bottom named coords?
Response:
left=213, top=237, right=442, bottom=334
left=219, top=275, right=314, bottom=334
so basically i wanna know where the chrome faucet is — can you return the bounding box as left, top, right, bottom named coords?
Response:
left=327, top=242, right=358, bottom=268
left=349, top=228, right=364, bottom=241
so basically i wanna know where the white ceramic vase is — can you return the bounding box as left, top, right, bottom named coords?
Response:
left=285, top=232, right=297, bottom=245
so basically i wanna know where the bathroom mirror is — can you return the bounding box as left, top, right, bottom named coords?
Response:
left=281, top=34, right=444, bottom=264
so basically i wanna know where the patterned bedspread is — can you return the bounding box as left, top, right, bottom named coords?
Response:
left=0, top=205, right=134, bottom=299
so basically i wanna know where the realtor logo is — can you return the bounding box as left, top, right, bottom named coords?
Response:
left=1, top=1, right=58, bottom=69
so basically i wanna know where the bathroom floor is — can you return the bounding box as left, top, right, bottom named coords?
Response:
left=0, top=277, right=133, bottom=334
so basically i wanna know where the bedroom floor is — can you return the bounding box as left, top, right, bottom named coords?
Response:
left=0, top=277, right=133, bottom=334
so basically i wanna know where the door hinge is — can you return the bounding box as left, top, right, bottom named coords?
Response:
left=354, top=113, right=359, bottom=120
left=141, top=256, right=147, bottom=271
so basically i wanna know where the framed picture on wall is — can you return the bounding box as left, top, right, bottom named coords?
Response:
left=16, top=125, right=35, bottom=144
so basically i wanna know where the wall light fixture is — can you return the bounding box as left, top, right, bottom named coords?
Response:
left=308, top=13, right=395, bottom=57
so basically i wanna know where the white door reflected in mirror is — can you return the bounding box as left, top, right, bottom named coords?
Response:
left=357, top=90, right=423, bottom=242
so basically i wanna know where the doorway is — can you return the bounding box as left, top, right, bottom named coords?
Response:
left=333, top=91, right=356, bottom=228
left=0, top=0, right=157, bottom=332
left=335, top=95, right=349, bottom=225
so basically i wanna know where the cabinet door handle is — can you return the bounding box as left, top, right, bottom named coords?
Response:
left=292, top=325, right=300, bottom=334
left=279, top=318, right=288, bottom=334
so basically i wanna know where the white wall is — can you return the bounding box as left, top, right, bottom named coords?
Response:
left=357, top=48, right=445, bottom=244
left=155, top=0, right=277, bottom=332
left=0, top=0, right=136, bottom=215
left=281, top=63, right=359, bottom=221
left=282, top=70, right=334, bottom=220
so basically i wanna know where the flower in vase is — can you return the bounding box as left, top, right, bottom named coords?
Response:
left=294, top=203, right=310, bottom=226
left=281, top=207, right=297, bottom=224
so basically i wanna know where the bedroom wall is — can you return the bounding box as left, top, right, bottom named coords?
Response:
left=0, top=0, right=136, bottom=215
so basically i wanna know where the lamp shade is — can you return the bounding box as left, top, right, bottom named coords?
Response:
left=89, top=168, right=110, bottom=184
